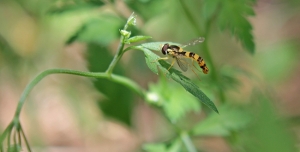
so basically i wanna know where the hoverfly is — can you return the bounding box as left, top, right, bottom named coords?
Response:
left=159, top=37, right=209, bottom=75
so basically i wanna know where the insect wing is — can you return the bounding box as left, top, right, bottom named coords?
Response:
left=181, top=37, right=205, bottom=48
left=175, top=56, right=188, bottom=72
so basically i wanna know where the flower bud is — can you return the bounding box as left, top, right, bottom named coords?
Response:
left=120, top=30, right=131, bottom=38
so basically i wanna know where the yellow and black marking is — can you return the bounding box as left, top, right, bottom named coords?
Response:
left=161, top=43, right=209, bottom=74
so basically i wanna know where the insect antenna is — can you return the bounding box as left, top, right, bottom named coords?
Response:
left=181, top=37, right=205, bottom=48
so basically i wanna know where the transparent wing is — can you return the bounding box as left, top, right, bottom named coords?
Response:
left=175, top=56, right=188, bottom=72
left=181, top=37, right=205, bottom=48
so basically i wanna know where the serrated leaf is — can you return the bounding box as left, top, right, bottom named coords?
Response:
left=216, top=0, right=256, bottom=54
left=192, top=105, right=252, bottom=136
left=136, top=45, right=218, bottom=114
left=126, top=35, right=152, bottom=44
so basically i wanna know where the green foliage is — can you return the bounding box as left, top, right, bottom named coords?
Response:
left=1, top=0, right=299, bottom=152
left=87, top=44, right=134, bottom=125
left=240, top=92, right=297, bottom=152
left=202, top=0, right=256, bottom=54
left=148, top=78, right=201, bottom=123
left=48, top=1, right=104, bottom=14
left=143, top=138, right=182, bottom=152
left=192, top=105, right=252, bottom=136
left=67, top=16, right=124, bottom=45
left=0, top=35, right=21, bottom=71
left=137, top=45, right=218, bottom=114
left=126, top=35, right=152, bottom=44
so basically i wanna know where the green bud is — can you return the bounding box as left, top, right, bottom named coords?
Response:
left=120, top=30, right=131, bottom=38
left=127, top=12, right=137, bottom=26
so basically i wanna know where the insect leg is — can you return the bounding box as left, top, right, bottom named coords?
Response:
left=189, top=59, right=202, bottom=80
left=191, top=67, right=202, bottom=81
left=191, top=59, right=202, bottom=73
left=167, top=58, right=176, bottom=70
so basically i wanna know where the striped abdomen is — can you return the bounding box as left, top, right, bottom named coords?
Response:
left=180, top=51, right=209, bottom=74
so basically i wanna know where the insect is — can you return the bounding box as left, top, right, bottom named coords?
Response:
left=159, top=37, right=209, bottom=74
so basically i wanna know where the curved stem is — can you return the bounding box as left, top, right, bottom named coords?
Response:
left=14, top=69, right=145, bottom=118
left=1, top=13, right=140, bottom=151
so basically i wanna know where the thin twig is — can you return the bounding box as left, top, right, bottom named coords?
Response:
left=20, top=125, right=31, bottom=152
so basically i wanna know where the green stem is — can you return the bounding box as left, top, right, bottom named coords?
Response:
left=14, top=69, right=145, bottom=118
left=20, top=125, right=31, bottom=152
left=105, top=35, right=126, bottom=76
left=106, top=13, right=134, bottom=75
left=179, top=0, right=225, bottom=103
left=2, top=13, right=139, bottom=151
left=180, top=131, right=197, bottom=152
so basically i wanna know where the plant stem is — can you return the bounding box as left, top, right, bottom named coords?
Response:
left=181, top=131, right=197, bottom=152
left=20, top=125, right=31, bottom=152
left=1, top=13, right=139, bottom=151
left=106, top=12, right=134, bottom=76
left=105, top=35, right=125, bottom=76
left=13, top=69, right=145, bottom=119
left=179, top=0, right=225, bottom=103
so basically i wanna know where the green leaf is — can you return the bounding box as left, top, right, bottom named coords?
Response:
left=148, top=79, right=201, bottom=123
left=241, top=92, right=297, bottom=152
left=126, top=35, right=152, bottom=44
left=201, top=0, right=220, bottom=20
left=137, top=44, right=218, bottom=114
left=66, top=16, right=123, bottom=45
left=192, top=105, right=252, bottom=136
left=216, top=0, right=256, bottom=54
left=141, top=42, right=181, bottom=52
left=87, top=44, right=134, bottom=125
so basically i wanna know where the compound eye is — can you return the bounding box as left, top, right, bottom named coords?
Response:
left=161, top=43, right=169, bottom=55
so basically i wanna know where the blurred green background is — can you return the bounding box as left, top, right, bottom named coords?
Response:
left=0, top=0, right=300, bottom=151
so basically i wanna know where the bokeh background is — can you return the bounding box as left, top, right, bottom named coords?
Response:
left=0, top=0, right=300, bottom=151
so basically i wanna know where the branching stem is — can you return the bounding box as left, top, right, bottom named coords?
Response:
left=1, top=13, right=144, bottom=151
